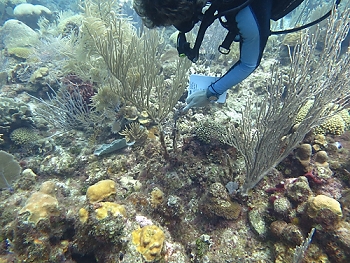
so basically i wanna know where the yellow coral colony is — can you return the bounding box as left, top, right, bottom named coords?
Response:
left=132, top=225, right=165, bottom=262
left=307, top=195, right=343, bottom=219
left=94, top=202, right=126, bottom=220
left=86, top=179, right=116, bottom=203
left=79, top=208, right=89, bottom=224
left=150, top=187, right=165, bottom=208
left=19, top=181, right=59, bottom=225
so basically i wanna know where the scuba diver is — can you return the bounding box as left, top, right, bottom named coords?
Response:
left=132, top=0, right=334, bottom=110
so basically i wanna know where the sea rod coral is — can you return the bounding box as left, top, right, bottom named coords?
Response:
left=223, top=7, right=350, bottom=195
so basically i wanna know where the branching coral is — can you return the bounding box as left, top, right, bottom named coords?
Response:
left=119, top=122, right=148, bottom=147
left=83, top=4, right=190, bottom=124
left=223, top=7, right=350, bottom=195
left=29, top=84, right=100, bottom=131
left=82, top=0, right=190, bottom=159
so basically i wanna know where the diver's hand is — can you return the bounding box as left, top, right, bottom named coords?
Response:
left=183, top=89, right=209, bottom=112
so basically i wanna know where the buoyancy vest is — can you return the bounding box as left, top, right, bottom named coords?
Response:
left=177, top=0, right=342, bottom=62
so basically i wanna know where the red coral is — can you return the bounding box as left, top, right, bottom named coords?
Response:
left=61, top=74, right=95, bottom=106
left=304, top=170, right=323, bottom=185
left=265, top=181, right=286, bottom=194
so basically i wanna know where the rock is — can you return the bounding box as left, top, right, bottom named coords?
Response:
left=306, top=194, right=343, bottom=230
left=248, top=207, right=268, bottom=239
left=273, top=196, right=293, bottom=218
left=286, top=176, right=313, bottom=203
left=0, top=19, right=39, bottom=48
left=335, top=222, right=350, bottom=251
left=270, top=220, right=288, bottom=237
left=199, top=182, right=241, bottom=220
left=270, top=220, right=304, bottom=245
left=13, top=3, right=52, bottom=29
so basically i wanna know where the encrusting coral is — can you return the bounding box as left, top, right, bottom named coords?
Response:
left=94, top=202, right=126, bottom=220
left=86, top=179, right=116, bottom=203
left=19, top=181, right=59, bottom=225
left=6, top=47, right=33, bottom=59
left=79, top=207, right=89, bottom=224
left=150, top=187, right=165, bottom=208
left=306, top=194, right=343, bottom=230
left=132, top=225, right=165, bottom=262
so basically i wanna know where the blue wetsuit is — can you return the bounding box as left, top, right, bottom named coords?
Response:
left=208, top=0, right=273, bottom=95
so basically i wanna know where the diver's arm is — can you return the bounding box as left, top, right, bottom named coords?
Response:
left=208, top=5, right=266, bottom=96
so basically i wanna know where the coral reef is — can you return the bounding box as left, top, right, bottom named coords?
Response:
left=6, top=46, right=33, bottom=59
left=150, top=187, right=165, bottom=208
left=0, top=3, right=350, bottom=263
left=194, top=119, right=227, bottom=145
left=315, top=114, right=347, bottom=135
left=270, top=220, right=304, bottom=246
left=285, top=176, right=313, bottom=203
left=13, top=3, right=52, bottom=29
left=61, top=74, right=95, bottom=106
left=10, top=127, right=40, bottom=146
left=295, top=143, right=313, bottom=171
left=119, top=122, right=148, bottom=147
left=296, top=105, right=350, bottom=136
left=94, top=202, right=126, bottom=220
left=29, top=67, right=49, bottom=84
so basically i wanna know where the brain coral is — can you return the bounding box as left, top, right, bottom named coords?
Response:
left=132, top=225, right=165, bottom=262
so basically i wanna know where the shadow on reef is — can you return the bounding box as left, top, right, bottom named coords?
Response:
left=71, top=253, right=97, bottom=263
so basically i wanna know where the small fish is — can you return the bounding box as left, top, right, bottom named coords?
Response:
left=333, top=141, right=342, bottom=149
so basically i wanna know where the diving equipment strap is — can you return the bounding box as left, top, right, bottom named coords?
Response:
left=178, top=0, right=343, bottom=61
left=271, top=0, right=342, bottom=35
